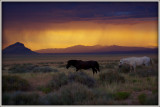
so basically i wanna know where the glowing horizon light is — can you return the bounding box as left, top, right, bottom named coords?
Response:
left=2, top=2, right=158, bottom=51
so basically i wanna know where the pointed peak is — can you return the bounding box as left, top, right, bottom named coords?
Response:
left=3, top=42, right=37, bottom=55
left=14, top=42, right=24, bottom=46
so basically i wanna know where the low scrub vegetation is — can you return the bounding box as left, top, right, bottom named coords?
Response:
left=8, top=64, right=58, bottom=73
left=3, top=75, right=30, bottom=92
left=47, top=72, right=68, bottom=90
left=105, top=63, right=116, bottom=69
left=138, top=93, right=158, bottom=105
left=68, top=72, right=96, bottom=88
left=47, top=72, right=96, bottom=92
left=138, top=93, right=146, bottom=104
left=99, top=71, right=125, bottom=84
left=113, top=92, right=130, bottom=100
left=2, top=55, right=158, bottom=105
left=39, top=82, right=94, bottom=105
left=3, top=91, right=39, bottom=105
left=118, top=64, right=130, bottom=73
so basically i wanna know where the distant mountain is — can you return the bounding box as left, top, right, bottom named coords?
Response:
left=36, top=45, right=101, bottom=53
left=35, top=45, right=158, bottom=54
left=3, top=42, right=38, bottom=55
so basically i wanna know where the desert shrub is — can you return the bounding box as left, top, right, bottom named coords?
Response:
left=37, top=86, right=52, bottom=94
left=32, top=66, right=58, bottom=73
left=56, top=62, right=64, bottom=64
left=58, top=64, right=66, bottom=68
left=138, top=93, right=158, bottom=105
left=47, top=72, right=68, bottom=90
left=2, top=91, right=39, bottom=105
left=145, top=94, right=158, bottom=105
left=58, top=82, right=93, bottom=104
left=118, top=64, right=130, bottom=73
left=105, top=63, right=115, bottom=69
left=99, top=71, right=125, bottom=84
left=81, top=97, right=114, bottom=105
left=89, top=88, right=114, bottom=104
left=38, top=92, right=61, bottom=105
left=68, top=72, right=96, bottom=87
left=113, top=92, right=130, bottom=100
left=8, top=64, right=38, bottom=73
left=138, top=93, right=146, bottom=104
left=8, top=63, right=58, bottom=73
left=2, top=75, right=30, bottom=92
left=128, top=68, right=158, bottom=77
left=132, top=79, right=138, bottom=83
left=153, top=58, right=158, bottom=64
left=129, top=72, right=137, bottom=77
left=135, top=69, right=157, bottom=77
left=39, top=82, right=93, bottom=105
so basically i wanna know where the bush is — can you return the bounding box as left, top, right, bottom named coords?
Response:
left=145, top=94, right=158, bottom=105
left=2, top=75, right=30, bottom=92
left=38, top=92, right=61, bottom=105
left=138, top=93, right=146, bottom=104
left=68, top=72, right=96, bottom=87
left=47, top=73, right=68, bottom=90
left=118, top=64, right=130, bottom=73
left=39, top=82, right=93, bottom=105
left=113, top=92, right=130, bottom=100
left=37, top=86, right=52, bottom=94
left=58, top=64, right=66, bottom=68
left=136, top=69, right=158, bottom=77
left=9, top=64, right=38, bottom=73
left=3, top=91, right=39, bottom=105
left=46, top=72, right=96, bottom=92
left=8, top=64, right=58, bottom=73
left=99, top=71, right=125, bottom=84
left=138, top=93, right=158, bottom=105
left=32, top=66, right=58, bottom=73
left=105, top=63, right=115, bottom=69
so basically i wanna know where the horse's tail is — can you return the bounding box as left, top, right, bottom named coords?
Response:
left=96, top=62, right=100, bottom=72
left=150, top=58, right=154, bottom=67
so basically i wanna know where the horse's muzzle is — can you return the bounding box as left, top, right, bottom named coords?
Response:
left=66, top=65, right=69, bottom=69
left=119, top=65, right=122, bottom=68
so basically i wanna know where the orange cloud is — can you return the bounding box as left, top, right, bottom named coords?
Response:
left=3, top=18, right=158, bottom=50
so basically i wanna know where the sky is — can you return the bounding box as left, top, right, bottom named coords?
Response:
left=2, top=2, right=158, bottom=50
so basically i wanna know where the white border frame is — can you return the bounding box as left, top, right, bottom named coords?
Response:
left=0, top=0, right=159, bottom=107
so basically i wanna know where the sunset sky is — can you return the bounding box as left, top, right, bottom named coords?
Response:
left=2, top=2, right=158, bottom=51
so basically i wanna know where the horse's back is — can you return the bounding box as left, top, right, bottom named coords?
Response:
left=122, top=56, right=151, bottom=65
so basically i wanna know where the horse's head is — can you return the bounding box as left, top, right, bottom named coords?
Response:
left=66, top=61, right=71, bottom=69
left=119, top=60, right=124, bottom=68
left=66, top=60, right=79, bottom=69
left=66, top=60, right=75, bottom=69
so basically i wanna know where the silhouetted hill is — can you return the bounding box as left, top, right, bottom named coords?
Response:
left=35, top=45, right=158, bottom=54
left=3, top=42, right=38, bottom=55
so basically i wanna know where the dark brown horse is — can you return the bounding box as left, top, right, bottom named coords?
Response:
left=66, top=60, right=100, bottom=74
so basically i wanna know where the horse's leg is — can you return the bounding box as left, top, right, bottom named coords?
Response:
left=92, top=68, right=95, bottom=75
left=133, top=66, right=136, bottom=72
left=96, top=66, right=100, bottom=72
left=132, top=63, right=136, bottom=72
left=76, top=68, right=79, bottom=72
left=129, top=65, right=132, bottom=72
left=94, top=68, right=97, bottom=74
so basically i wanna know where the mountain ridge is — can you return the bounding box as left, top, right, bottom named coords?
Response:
left=3, top=42, right=157, bottom=54
left=35, top=45, right=158, bottom=54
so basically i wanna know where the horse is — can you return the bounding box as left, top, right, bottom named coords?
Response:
left=66, top=60, right=100, bottom=74
left=119, top=56, right=153, bottom=72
